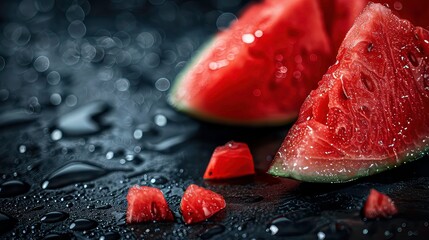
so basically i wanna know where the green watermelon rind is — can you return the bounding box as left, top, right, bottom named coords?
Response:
left=168, top=39, right=298, bottom=126
left=268, top=147, right=429, bottom=183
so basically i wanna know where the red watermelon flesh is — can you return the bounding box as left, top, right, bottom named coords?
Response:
left=269, top=3, right=429, bottom=183
left=319, top=0, right=368, bottom=55
left=363, top=189, right=398, bottom=219
left=180, top=184, right=226, bottom=224
left=169, top=0, right=331, bottom=125
left=203, top=141, right=255, bottom=180
left=126, top=186, right=174, bottom=223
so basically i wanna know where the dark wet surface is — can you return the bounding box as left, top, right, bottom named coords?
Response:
left=1, top=0, right=429, bottom=239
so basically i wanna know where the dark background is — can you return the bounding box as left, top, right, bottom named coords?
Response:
left=1, top=0, right=429, bottom=239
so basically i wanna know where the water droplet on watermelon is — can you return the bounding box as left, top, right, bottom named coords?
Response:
left=69, top=218, right=98, bottom=231
left=0, top=180, right=30, bottom=198
left=41, top=211, right=69, bottom=223
left=200, top=224, right=225, bottom=239
left=0, top=212, right=16, bottom=234
left=255, top=30, right=263, bottom=38
left=41, top=161, right=129, bottom=189
left=242, top=33, right=255, bottom=44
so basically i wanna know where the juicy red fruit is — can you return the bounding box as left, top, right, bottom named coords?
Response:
left=364, top=189, right=398, bottom=219
left=204, top=141, right=255, bottom=180
left=126, top=185, right=174, bottom=223
left=180, top=184, right=226, bottom=224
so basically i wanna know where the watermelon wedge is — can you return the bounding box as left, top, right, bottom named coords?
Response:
left=269, top=3, right=429, bottom=183
left=363, top=189, right=398, bottom=219
left=204, top=141, right=255, bottom=180
left=169, top=0, right=331, bottom=125
left=126, top=186, right=174, bottom=223
left=180, top=184, right=226, bottom=224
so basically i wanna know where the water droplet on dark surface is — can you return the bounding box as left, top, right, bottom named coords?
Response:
left=316, top=221, right=351, bottom=240
left=200, top=224, right=225, bottom=239
left=53, top=101, right=111, bottom=136
left=43, top=233, right=72, bottom=240
left=41, top=161, right=113, bottom=189
left=69, top=218, right=98, bottom=231
left=143, top=133, right=192, bottom=152
left=0, top=180, right=30, bottom=198
left=0, top=109, right=38, bottom=128
left=41, top=211, right=69, bottom=223
left=0, top=212, right=16, bottom=234
left=268, top=217, right=315, bottom=237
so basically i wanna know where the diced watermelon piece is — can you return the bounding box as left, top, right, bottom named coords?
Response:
left=169, top=0, right=331, bottom=125
left=126, top=185, right=174, bottom=223
left=180, top=184, right=226, bottom=224
left=204, top=141, right=255, bottom=180
left=269, top=3, right=429, bottom=182
left=363, top=189, right=398, bottom=219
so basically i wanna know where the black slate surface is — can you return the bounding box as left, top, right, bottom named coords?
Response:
left=1, top=0, right=429, bottom=239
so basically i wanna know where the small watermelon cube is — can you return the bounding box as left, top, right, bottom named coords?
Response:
left=363, top=189, right=398, bottom=219
left=204, top=141, right=255, bottom=180
left=126, top=185, right=174, bottom=223
left=180, top=184, right=226, bottom=224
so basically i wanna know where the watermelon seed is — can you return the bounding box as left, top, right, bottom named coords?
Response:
left=367, top=43, right=374, bottom=52
left=361, top=73, right=374, bottom=92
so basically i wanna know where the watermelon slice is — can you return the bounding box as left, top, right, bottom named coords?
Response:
left=126, top=185, right=174, bottom=223
left=363, top=189, right=398, bottom=219
left=204, top=141, right=255, bottom=180
left=269, top=3, right=429, bottom=183
left=180, top=184, right=226, bottom=224
left=169, top=0, right=331, bottom=125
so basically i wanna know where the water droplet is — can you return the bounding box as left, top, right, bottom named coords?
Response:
left=268, top=217, right=315, bottom=237
left=115, top=78, right=130, bottom=91
left=0, top=180, right=31, bottom=198
left=41, top=211, right=69, bottom=223
left=35, top=0, right=55, bottom=12
left=50, top=93, right=62, bottom=106
left=69, top=218, right=98, bottom=231
left=41, top=162, right=112, bottom=189
left=255, top=30, right=263, bottom=38
left=65, top=95, right=78, bottom=107
left=200, top=224, right=225, bottom=239
left=242, top=33, right=255, bottom=44
left=155, top=78, right=170, bottom=92
left=68, top=20, right=86, bottom=39
left=216, top=13, right=237, bottom=30
left=136, top=32, right=155, bottom=48
left=47, top=71, right=61, bottom=85
left=133, top=129, right=143, bottom=140
left=316, top=222, right=351, bottom=240
left=33, top=56, right=50, bottom=72
left=154, top=114, right=167, bottom=127
left=19, top=145, right=27, bottom=153
left=50, top=129, right=63, bottom=141
left=66, top=5, right=85, bottom=22
left=0, top=212, right=16, bottom=234
left=99, top=231, right=121, bottom=240
left=54, top=101, right=111, bottom=136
